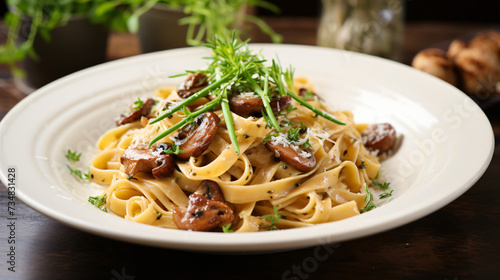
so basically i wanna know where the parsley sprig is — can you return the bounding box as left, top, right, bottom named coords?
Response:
left=65, top=149, right=81, bottom=162
left=372, top=180, right=391, bottom=190
left=379, top=190, right=394, bottom=199
left=65, top=149, right=91, bottom=181
left=163, top=143, right=184, bottom=155
left=360, top=185, right=376, bottom=213
left=287, top=127, right=301, bottom=143
left=262, top=205, right=286, bottom=230
left=67, top=166, right=91, bottom=181
left=88, top=195, right=107, bottom=212
left=132, top=97, right=144, bottom=110
left=222, top=223, right=234, bottom=233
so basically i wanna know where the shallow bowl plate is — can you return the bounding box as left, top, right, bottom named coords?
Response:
left=0, top=44, right=494, bottom=252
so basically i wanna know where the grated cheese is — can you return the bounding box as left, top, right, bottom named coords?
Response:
left=362, top=123, right=394, bottom=144
left=239, top=92, right=257, bottom=97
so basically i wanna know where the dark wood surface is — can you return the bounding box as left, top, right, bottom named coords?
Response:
left=1, top=19, right=500, bottom=279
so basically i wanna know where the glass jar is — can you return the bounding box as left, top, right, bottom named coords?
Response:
left=317, top=0, right=405, bottom=60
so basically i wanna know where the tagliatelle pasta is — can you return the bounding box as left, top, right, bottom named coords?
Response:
left=88, top=79, right=386, bottom=232
left=85, top=36, right=397, bottom=232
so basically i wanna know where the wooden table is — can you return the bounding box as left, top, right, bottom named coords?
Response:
left=1, top=19, right=499, bottom=279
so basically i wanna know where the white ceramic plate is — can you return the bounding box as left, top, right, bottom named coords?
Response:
left=0, top=44, right=494, bottom=252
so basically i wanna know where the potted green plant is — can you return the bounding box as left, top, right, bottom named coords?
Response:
left=138, top=0, right=282, bottom=52
left=0, top=0, right=155, bottom=92
left=0, top=0, right=281, bottom=93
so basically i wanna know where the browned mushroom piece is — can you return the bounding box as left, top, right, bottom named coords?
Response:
left=173, top=180, right=234, bottom=231
left=265, top=140, right=316, bottom=172
left=361, top=123, right=396, bottom=154
left=298, top=88, right=318, bottom=99
left=116, top=98, right=155, bottom=126
left=177, top=72, right=208, bottom=98
left=229, top=94, right=291, bottom=117
left=194, top=180, right=225, bottom=202
left=120, top=143, right=175, bottom=178
left=270, top=95, right=292, bottom=114
left=173, top=112, right=220, bottom=160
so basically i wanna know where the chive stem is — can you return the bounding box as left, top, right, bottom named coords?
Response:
left=149, top=96, right=222, bottom=146
left=150, top=69, right=236, bottom=125
left=221, top=95, right=240, bottom=154
left=287, top=90, right=345, bottom=125
left=243, top=72, right=281, bottom=132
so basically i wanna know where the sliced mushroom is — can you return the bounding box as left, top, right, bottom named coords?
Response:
left=173, top=181, right=234, bottom=231
left=116, top=98, right=155, bottom=126
left=229, top=94, right=291, bottom=117
left=173, top=112, right=220, bottom=160
left=265, top=140, right=316, bottom=172
left=177, top=72, right=208, bottom=98
left=120, top=143, right=175, bottom=178
left=361, top=123, right=396, bottom=153
left=298, top=88, right=320, bottom=100
left=194, top=180, right=225, bottom=202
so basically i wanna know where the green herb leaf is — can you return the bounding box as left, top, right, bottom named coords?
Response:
left=360, top=186, right=377, bottom=213
left=287, top=127, right=301, bottom=143
left=88, top=194, right=107, bottom=213
left=263, top=133, right=279, bottom=143
left=65, top=149, right=81, bottom=163
left=302, top=91, right=315, bottom=100
left=379, top=190, right=394, bottom=199
left=285, top=105, right=297, bottom=114
left=267, top=225, right=279, bottom=231
left=163, top=143, right=184, bottom=155
left=261, top=205, right=286, bottom=230
left=303, top=139, right=312, bottom=149
left=67, top=165, right=91, bottom=181
left=133, top=97, right=144, bottom=111
left=127, top=175, right=137, bottom=181
left=372, top=180, right=391, bottom=190
left=222, top=223, right=234, bottom=233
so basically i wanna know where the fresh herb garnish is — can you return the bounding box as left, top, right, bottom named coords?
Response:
left=263, top=133, right=279, bottom=143
left=261, top=205, right=286, bottom=230
left=132, top=97, right=144, bottom=110
left=148, top=34, right=345, bottom=153
left=67, top=165, right=91, bottom=180
left=163, top=143, right=184, bottom=155
left=127, top=175, right=137, bottom=181
left=372, top=180, right=391, bottom=190
left=300, top=123, right=307, bottom=132
left=285, top=105, right=297, bottom=114
left=379, top=190, right=394, bottom=199
left=157, top=212, right=162, bottom=220
left=65, top=149, right=81, bottom=162
left=302, top=90, right=315, bottom=100
left=222, top=223, right=234, bottom=233
left=303, top=139, right=312, bottom=149
left=287, top=127, right=301, bottom=143
left=267, top=225, right=279, bottom=231
left=65, top=149, right=91, bottom=181
left=360, top=185, right=376, bottom=213
left=88, top=194, right=107, bottom=212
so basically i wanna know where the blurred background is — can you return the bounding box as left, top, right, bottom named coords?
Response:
left=0, top=0, right=499, bottom=93
left=2, top=0, right=500, bottom=21
left=256, top=0, right=500, bottom=22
